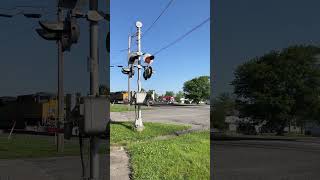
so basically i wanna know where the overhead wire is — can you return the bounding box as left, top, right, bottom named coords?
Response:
left=153, top=17, right=210, bottom=55
left=142, top=0, right=175, bottom=38
left=116, top=0, right=174, bottom=52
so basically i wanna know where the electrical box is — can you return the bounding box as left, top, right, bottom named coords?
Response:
left=134, top=92, right=147, bottom=104
left=80, top=96, right=109, bottom=135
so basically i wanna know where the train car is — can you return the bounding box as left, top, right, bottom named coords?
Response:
left=15, top=92, right=58, bottom=131
left=110, top=91, right=129, bottom=103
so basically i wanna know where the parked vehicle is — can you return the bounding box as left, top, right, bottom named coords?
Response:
left=162, top=96, right=174, bottom=104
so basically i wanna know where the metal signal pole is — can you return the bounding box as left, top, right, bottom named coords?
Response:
left=89, top=0, right=100, bottom=179
left=128, top=35, right=131, bottom=104
left=57, top=2, right=64, bottom=153
left=134, top=21, right=144, bottom=131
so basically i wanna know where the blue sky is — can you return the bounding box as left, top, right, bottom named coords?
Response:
left=212, top=0, right=320, bottom=97
left=2, top=0, right=320, bottom=99
left=110, top=0, right=210, bottom=95
left=0, top=0, right=108, bottom=96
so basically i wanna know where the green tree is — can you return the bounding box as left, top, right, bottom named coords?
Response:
left=165, top=91, right=175, bottom=97
left=146, top=90, right=156, bottom=101
left=211, top=93, right=235, bottom=130
left=232, top=45, right=320, bottom=135
left=183, top=76, right=210, bottom=104
left=175, top=91, right=184, bottom=103
left=154, top=92, right=159, bottom=100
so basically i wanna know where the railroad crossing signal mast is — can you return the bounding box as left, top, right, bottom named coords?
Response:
left=135, top=21, right=144, bottom=131
left=37, top=0, right=109, bottom=179
left=125, top=21, right=155, bottom=131
left=36, top=1, right=80, bottom=152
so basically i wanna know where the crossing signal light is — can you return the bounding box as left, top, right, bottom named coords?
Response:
left=39, top=21, right=64, bottom=31
left=143, top=66, right=153, bottom=80
left=128, top=52, right=141, bottom=64
left=143, top=53, right=154, bottom=65
left=61, top=11, right=80, bottom=51
left=121, top=67, right=131, bottom=74
left=129, top=65, right=135, bottom=78
left=36, top=29, right=59, bottom=40
left=36, top=10, right=80, bottom=52
left=122, top=66, right=135, bottom=77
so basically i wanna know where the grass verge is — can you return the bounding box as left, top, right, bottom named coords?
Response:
left=110, top=122, right=191, bottom=145
left=110, top=104, right=151, bottom=112
left=110, top=121, right=209, bottom=180
left=0, top=134, right=107, bottom=159
left=128, top=131, right=210, bottom=180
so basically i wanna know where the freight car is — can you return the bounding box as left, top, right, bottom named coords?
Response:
left=0, top=92, right=58, bottom=131
left=110, top=91, right=129, bottom=104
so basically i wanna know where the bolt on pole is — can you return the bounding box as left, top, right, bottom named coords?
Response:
left=57, top=3, right=64, bottom=153
left=89, top=0, right=100, bottom=179
left=134, top=21, right=144, bottom=131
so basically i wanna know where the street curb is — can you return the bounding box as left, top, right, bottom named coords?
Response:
left=211, top=133, right=298, bottom=141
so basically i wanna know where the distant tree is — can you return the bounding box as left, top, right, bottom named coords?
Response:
left=183, top=76, right=210, bottom=104
left=165, top=91, right=175, bottom=97
left=211, top=93, right=235, bottom=130
left=232, top=45, right=320, bottom=135
left=141, top=88, right=146, bottom=92
left=154, top=92, right=159, bottom=100
left=175, top=91, right=184, bottom=103
left=146, top=90, right=156, bottom=100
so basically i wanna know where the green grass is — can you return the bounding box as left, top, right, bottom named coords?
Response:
left=110, top=122, right=191, bottom=145
left=128, top=131, right=210, bottom=180
left=110, top=121, right=209, bottom=180
left=0, top=134, right=107, bottom=159
left=110, top=104, right=151, bottom=112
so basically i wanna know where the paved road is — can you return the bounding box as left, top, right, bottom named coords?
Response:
left=110, top=105, right=210, bottom=130
left=0, top=155, right=108, bottom=180
left=213, top=139, right=320, bottom=180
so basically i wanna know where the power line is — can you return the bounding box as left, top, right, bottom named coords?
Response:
left=116, top=0, right=174, bottom=52
left=142, top=0, right=175, bottom=38
left=153, top=17, right=210, bottom=55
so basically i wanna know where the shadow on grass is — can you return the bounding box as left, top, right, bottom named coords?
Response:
left=110, top=121, right=134, bottom=131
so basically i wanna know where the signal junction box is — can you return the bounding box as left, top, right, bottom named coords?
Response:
left=79, top=96, right=109, bottom=135
left=133, top=92, right=147, bottom=105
